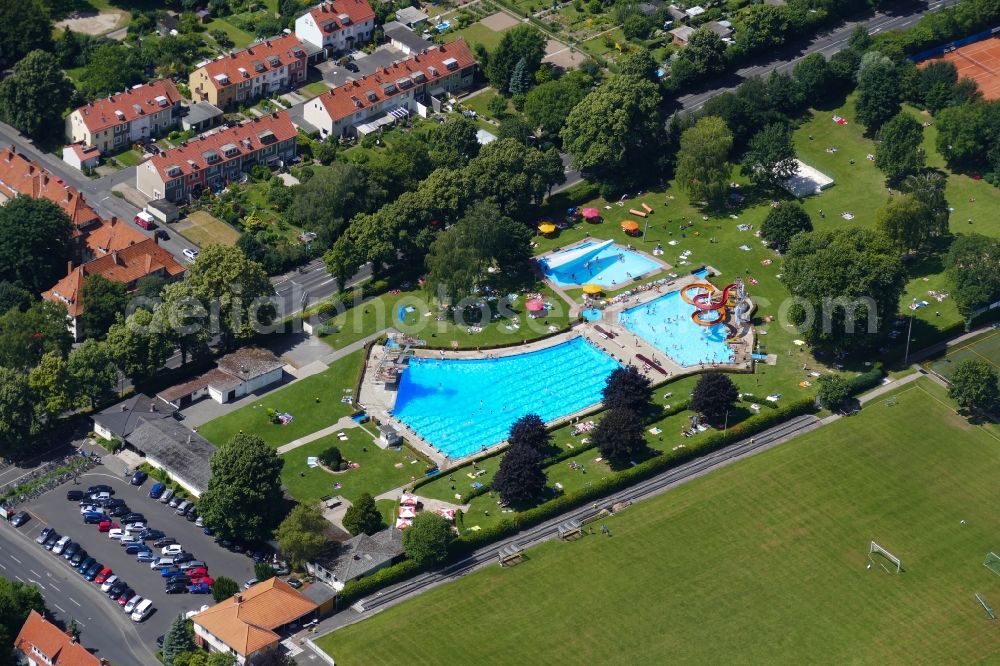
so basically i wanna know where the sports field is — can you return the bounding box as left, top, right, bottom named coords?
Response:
left=318, top=378, right=1000, bottom=665
left=175, top=210, right=241, bottom=248
left=927, top=328, right=1000, bottom=381
left=921, top=36, right=1000, bottom=100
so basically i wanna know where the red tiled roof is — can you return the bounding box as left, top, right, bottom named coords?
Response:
left=147, top=112, right=297, bottom=182
left=313, top=40, right=475, bottom=124
left=85, top=217, right=148, bottom=257
left=198, top=34, right=307, bottom=91
left=66, top=144, right=101, bottom=160
left=73, top=80, right=182, bottom=134
left=43, top=237, right=185, bottom=317
left=0, top=146, right=102, bottom=230
left=305, top=0, right=375, bottom=33
left=15, top=610, right=101, bottom=666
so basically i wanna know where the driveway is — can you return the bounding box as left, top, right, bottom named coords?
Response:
left=8, top=469, right=257, bottom=660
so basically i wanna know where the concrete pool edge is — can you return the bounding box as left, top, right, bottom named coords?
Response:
left=355, top=273, right=755, bottom=472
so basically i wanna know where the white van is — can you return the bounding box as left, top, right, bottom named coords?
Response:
left=124, top=595, right=143, bottom=613
left=131, top=599, right=153, bottom=622
left=151, top=557, right=174, bottom=570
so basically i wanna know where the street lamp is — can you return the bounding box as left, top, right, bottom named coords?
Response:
left=903, top=313, right=915, bottom=365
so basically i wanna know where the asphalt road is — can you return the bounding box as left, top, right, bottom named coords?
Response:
left=677, top=0, right=959, bottom=112
left=309, top=414, right=821, bottom=644
left=3, top=469, right=257, bottom=666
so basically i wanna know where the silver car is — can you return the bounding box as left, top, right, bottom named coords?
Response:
left=159, top=488, right=174, bottom=504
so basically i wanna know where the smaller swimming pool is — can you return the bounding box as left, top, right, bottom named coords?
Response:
left=581, top=308, right=602, bottom=321
left=436, top=20, right=450, bottom=31
left=539, top=239, right=661, bottom=288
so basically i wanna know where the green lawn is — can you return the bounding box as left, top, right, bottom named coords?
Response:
left=316, top=282, right=573, bottom=351
left=195, top=350, right=364, bottom=447
left=927, top=328, right=1000, bottom=382
left=109, top=148, right=143, bottom=167
left=299, top=80, right=332, bottom=98
left=461, top=88, right=512, bottom=122
left=318, top=378, right=1000, bottom=664
left=446, top=22, right=509, bottom=50
left=279, top=429, right=430, bottom=505
left=206, top=18, right=255, bottom=49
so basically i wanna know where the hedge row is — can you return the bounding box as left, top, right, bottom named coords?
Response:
left=847, top=363, right=885, bottom=396
left=450, top=397, right=817, bottom=554
left=337, top=558, right=427, bottom=606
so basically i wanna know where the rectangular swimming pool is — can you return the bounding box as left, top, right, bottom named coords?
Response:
left=392, top=338, right=620, bottom=459
left=539, top=240, right=661, bottom=288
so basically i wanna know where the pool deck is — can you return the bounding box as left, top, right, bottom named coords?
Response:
left=356, top=273, right=755, bottom=472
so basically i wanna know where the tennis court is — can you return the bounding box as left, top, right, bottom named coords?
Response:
left=921, top=36, right=1000, bottom=100
left=926, top=329, right=1000, bottom=381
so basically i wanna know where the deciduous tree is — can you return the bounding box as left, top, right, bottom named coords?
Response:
left=0, top=578, right=46, bottom=652
left=487, top=26, right=546, bottom=93
left=855, top=52, right=902, bottom=132
left=28, top=352, right=74, bottom=422
left=200, top=433, right=285, bottom=542
left=0, top=0, right=53, bottom=69
left=402, top=512, right=453, bottom=565
left=0, top=196, right=73, bottom=292
left=80, top=275, right=128, bottom=339
left=286, top=163, right=377, bottom=245
left=78, top=43, right=144, bottom=99
left=945, top=233, right=1000, bottom=317
left=740, top=123, right=797, bottom=190
left=507, top=414, right=551, bottom=456
left=106, top=308, right=172, bottom=382
left=876, top=194, right=937, bottom=252
left=690, top=372, right=739, bottom=425
left=875, top=112, right=925, bottom=183
left=761, top=201, right=812, bottom=253
left=0, top=300, right=72, bottom=370
left=0, top=368, right=40, bottom=457
left=210, top=577, right=239, bottom=603
left=67, top=339, right=118, bottom=409
left=492, top=437, right=545, bottom=506
left=276, top=503, right=328, bottom=568
left=817, top=374, right=851, bottom=411
left=675, top=116, right=733, bottom=208
left=428, top=116, right=481, bottom=168
left=601, top=366, right=653, bottom=413
left=948, top=359, right=998, bottom=412
left=342, top=492, right=383, bottom=536
left=592, top=408, right=647, bottom=465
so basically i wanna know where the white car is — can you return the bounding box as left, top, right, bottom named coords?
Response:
left=161, top=544, right=183, bottom=556
left=182, top=248, right=199, bottom=261
left=52, top=536, right=71, bottom=555
left=80, top=504, right=99, bottom=514
left=120, top=535, right=141, bottom=547
left=123, top=595, right=143, bottom=613
left=108, top=528, right=126, bottom=540
left=125, top=522, right=147, bottom=532
left=100, top=574, right=119, bottom=592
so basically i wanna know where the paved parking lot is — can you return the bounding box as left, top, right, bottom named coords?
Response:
left=8, top=466, right=256, bottom=661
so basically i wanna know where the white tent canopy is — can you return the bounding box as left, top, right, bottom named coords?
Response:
left=782, top=159, right=834, bottom=198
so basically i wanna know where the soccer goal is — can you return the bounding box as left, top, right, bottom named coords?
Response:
left=869, top=541, right=902, bottom=573
left=984, top=552, right=1000, bottom=577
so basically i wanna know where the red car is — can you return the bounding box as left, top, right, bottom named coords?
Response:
left=94, top=567, right=112, bottom=584
left=98, top=520, right=119, bottom=533
left=189, top=576, right=214, bottom=586
left=185, top=567, right=208, bottom=578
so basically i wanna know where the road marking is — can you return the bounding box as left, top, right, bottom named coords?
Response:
left=76, top=620, right=85, bottom=627
left=54, top=604, right=66, bottom=613
left=29, top=569, right=40, bottom=577
left=69, top=598, right=81, bottom=607
left=0, top=563, right=5, bottom=570
left=10, top=555, right=21, bottom=564
left=14, top=575, right=24, bottom=582
left=28, top=580, right=45, bottom=589
left=49, top=583, right=60, bottom=592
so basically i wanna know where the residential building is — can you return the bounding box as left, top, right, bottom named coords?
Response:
left=65, top=80, right=183, bottom=154
left=189, top=35, right=307, bottom=109
left=147, top=198, right=181, bottom=223
left=0, top=146, right=102, bottom=235
left=395, top=5, right=428, bottom=28
left=83, top=216, right=147, bottom=261
left=62, top=143, right=101, bottom=171
left=303, top=40, right=477, bottom=138
left=669, top=25, right=696, bottom=45
left=136, top=113, right=297, bottom=202
left=181, top=101, right=224, bottom=134
left=383, top=20, right=432, bottom=56
left=193, top=578, right=319, bottom=664
left=705, top=20, right=733, bottom=40
left=294, top=0, right=376, bottom=57
left=308, top=528, right=404, bottom=591
left=125, top=418, right=215, bottom=497
left=92, top=393, right=177, bottom=442
left=157, top=346, right=285, bottom=408
left=14, top=610, right=102, bottom=666
left=42, top=236, right=185, bottom=339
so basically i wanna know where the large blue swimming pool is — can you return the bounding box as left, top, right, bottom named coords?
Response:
left=539, top=240, right=660, bottom=288
left=392, top=338, right=620, bottom=458
left=619, top=288, right=735, bottom=367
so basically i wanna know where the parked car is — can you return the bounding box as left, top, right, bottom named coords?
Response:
left=140, top=529, right=165, bottom=541
left=195, top=516, right=204, bottom=527
left=228, top=542, right=246, bottom=554
left=94, top=568, right=113, bottom=585
left=98, top=520, right=117, bottom=532
left=107, top=580, right=127, bottom=599
left=108, top=528, right=126, bottom=540
left=125, top=522, right=147, bottom=532
left=136, top=551, right=157, bottom=563
left=99, top=574, right=118, bottom=592
left=123, top=513, right=145, bottom=524
left=131, top=599, right=154, bottom=622
left=161, top=544, right=184, bottom=556
left=120, top=535, right=141, bottom=547
left=116, top=588, right=135, bottom=606
left=43, top=532, right=61, bottom=550
left=10, top=511, right=29, bottom=527
left=149, top=483, right=165, bottom=499
left=159, top=489, right=174, bottom=504
left=153, top=537, right=177, bottom=548
left=52, top=536, right=71, bottom=555
left=185, top=508, right=198, bottom=522
left=182, top=248, right=199, bottom=261
left=35, top=527, right=54, bottom=545
left=243, top=578, right=258, bottom=589
left=87, top=485, right=113, bottom=495
left=165, top=582, right=188, bottom=594
left=168, top=496, right=182, bottom=508
left=187, top=583, right=211, bottom=594
left=286, top=577, right=302, bottom=589
left=84, top=512, right=105, bottom=524
left=62, top=542, right=80, bottom=560
left=173, top=552, right=194, bottom=564
left=89, top=492, right=111, bottom=503
left=179, top=560, right=206, bottom=571
left=70, top=550, right=87, bottom=566
left=185, top=567, right=208, bottom=578
left=125, top=543, right=149, bottom=555
left=66, top=490, right=85, bottom=502
left=123, top=595, right=143, bottom=613
left=109, top=505, right=130, bottom=518
left=190, top=576, right=214, bottom=587
left=174, top=501, right=192, bottom=516
left=76, top=557, right=95, bottom=574
left=130, top=471, right=148, bottom=486
left=105, top=498, right=126, bottom=508
left=84, top=562, right=103, bottom=580
left=152, top=558, right=175, bottom=570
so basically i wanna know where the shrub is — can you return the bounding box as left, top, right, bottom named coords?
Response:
left=319, top=446, right=342, bottom=468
